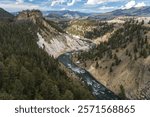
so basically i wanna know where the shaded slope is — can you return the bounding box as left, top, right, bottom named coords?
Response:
left=0, top=17, right=94, bottom=100
left=0, top=8, right=14, bottom=20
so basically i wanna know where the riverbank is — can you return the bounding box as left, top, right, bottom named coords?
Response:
left=58, top=53, right=120, bottom=100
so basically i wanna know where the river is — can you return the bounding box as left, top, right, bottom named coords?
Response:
left=58, top=52, right=120, bottom=100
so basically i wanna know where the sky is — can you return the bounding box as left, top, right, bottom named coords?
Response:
left=0, top=0, right=150, bottom=13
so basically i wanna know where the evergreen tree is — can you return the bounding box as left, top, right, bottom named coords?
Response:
left=62, top=90, right=74, bottom=100
left=11, top=79, right=24, bottom=99
left=19, top=66, right=35, bottom=99
left=50, top=85, right=60, bottom=100
left=141, top=20, right=144, bottom=25
left=95, top=61, right=99, bottom=69
left=109, top=66, right=113, bottom=73
left=119, top=85, right=126, bottom=99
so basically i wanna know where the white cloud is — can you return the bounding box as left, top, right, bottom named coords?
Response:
left=135, top=2, right=146, bottom=8
left=87, top=0, right=102, bottom=5
left=61, top=7, right=66, bottom=10
left=123, top=0, right=135, bottom=9
left=122, top=0, right=146, bottom=9
left=67, top=0, right=76, bottom=6
left=86, top=0, right=120, bottom=5
left=99, top=6, right=114, bottom=10
left=16, top=0, right=24, bottom=4
left=0, top=2, right=45, bottom=12
left=51, top=0, right=66, bottom=6
left=51, top=0, right=58, bottom=6
left=50, top=0, right=79, bottom=7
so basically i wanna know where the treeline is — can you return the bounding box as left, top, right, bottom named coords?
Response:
left=0, top=21, right=94, bottom=100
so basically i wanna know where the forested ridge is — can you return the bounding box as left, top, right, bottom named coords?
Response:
left=0, top=8, right=14, bottom=21
left=66, top=20, right=113, bottom=39
left=73, top=20, right=150, bottom=99
left=78, top=20, right=150, bottom=61
left=0, top=21, right=94, bottom=100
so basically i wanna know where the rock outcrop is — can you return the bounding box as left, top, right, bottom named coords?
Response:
left=16, top=10, right=42, bottom=22
left=16, top=10, right=93, bottom=58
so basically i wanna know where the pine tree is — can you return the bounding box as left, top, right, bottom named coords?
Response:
left=50, top=85, right=60, bottom=100
left=19, top=67, right=35, bottom=99
left=119, top=85, right=126, bottom=99
left=143, top=49, right=147, bottom=58
left=95, top=61, right=99, bottom=69
left=134, top=44, right=138, bottom=53
left=11, top=79, right=24, bottom=99
left=0, top=62, right=5, bottom=88
left=114, top=54, right=120, bottom=65
left=62, top=90, right=74, bottom=100
left=109, top=66, right=113, bottom=73
left=141, top=20, right=144, bottom=25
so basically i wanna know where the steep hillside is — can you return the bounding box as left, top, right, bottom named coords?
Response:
left=0, top=14, right=94, bottom=100
left=0, top=8, right=14, bottom=20
left=66, top=19, right=114, bottom=40
left=73, top=20, right=150, bottom=99
left=16, top=10, right=93, bottom=58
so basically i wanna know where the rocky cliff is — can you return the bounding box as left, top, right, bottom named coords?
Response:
left=16, top=10, right=93, bottom=58
left=17, top=10, right=42, bottom=21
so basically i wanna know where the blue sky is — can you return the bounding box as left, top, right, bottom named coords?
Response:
left=0, top=0, right=150, bottom=13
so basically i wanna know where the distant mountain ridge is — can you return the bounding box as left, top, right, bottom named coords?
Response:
left=1, top=6, right=150, bottom=21
left=45, top=6, right=150, bottom=20
left=89, top=6, right=150, bottom=20
left=0, top=8, right=14, bottom=20
left=45, top=10, right=90, bottom=19
left=109, top=6, right=150, bottom=16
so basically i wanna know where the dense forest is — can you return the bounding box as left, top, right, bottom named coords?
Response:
left=0, top=20, right=94, bottom=100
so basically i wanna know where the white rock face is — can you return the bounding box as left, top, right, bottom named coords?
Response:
left=37, top=33, right=92, bottom=58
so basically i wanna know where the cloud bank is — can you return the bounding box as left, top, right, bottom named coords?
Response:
left=122, top=0, right=146, bottom=9
left=0, top=0, right=148, bottom=13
